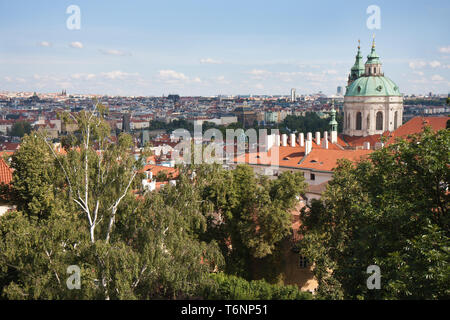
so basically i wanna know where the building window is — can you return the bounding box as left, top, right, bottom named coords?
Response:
left=356, top=112, right=362, bottom=130
left=376, top=111, right=383, bottom=131
left=299, top=256, right=309, bottom=268
left=310, top=173, right=315, bottom=181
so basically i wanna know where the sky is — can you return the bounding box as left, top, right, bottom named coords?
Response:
left=0, top=0, right=449, bottom=96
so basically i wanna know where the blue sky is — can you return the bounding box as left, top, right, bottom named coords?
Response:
left=0, top=0, right=449, bottom=96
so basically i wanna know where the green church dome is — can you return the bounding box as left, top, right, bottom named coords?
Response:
left=345, top=76, right=401, bottom=97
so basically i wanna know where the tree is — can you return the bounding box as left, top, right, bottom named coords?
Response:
left=203, top=272, right=312, bottom=300
left=195, top=164, right=307, bottom=279
left=0, top=104, right=223, bottom=299
left=9, top=121, right=32, bottom=137
left=299, top=128, right=450, bottom=299
left=5, top=133, right=63, bottom=219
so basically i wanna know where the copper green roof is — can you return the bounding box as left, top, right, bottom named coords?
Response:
left=345, top=76, right=401, bottom=97
left=349, top=42, right=365, bottom=80
left=365, top=40, right=381, bottom=64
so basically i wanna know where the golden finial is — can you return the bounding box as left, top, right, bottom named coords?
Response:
left=358, top=39, right=360, bottom=49
left=372, top=34, right=376, bottom=48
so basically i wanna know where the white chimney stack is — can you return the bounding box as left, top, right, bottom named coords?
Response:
left=315, top=132, right=321, bottom=146
left=299, top=133, right=304, bottom=147
left=290, top=133, right=296, bottom=147
left=307, top=132, right=312, bottom=142
left=305, top=139, right=312, bottom=155
left=363, top=141, right=371, bottom=150
left=281, top=134, right=287, bottom=146
left=324, top=131, right=328, bottom=142
left=276, top=134, right=281, bottom=147
left=322, top=137, right=328, bottom=149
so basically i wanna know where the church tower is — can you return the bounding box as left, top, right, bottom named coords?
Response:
left=343, top=37, right=403, bottom=137
left=347, top=40, right=364, bottom=86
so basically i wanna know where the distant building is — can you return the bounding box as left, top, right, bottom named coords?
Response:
left=290, top=88, right=296, bottom=102
left=336, top=86, right=343, bottom=96
left=122, top=113, right=131, bottom=132
left=234, top=105, right=257, bottom=128
left=167, top=94, right=180, bottom=102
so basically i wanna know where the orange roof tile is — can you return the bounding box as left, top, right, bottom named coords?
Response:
left=142, top=164, right=179, bottom=179
left=386, top=116, right=448, bottom=145
left=235, top=144, right=372, bottom=172
left=0, top=158, right=13, bottom=185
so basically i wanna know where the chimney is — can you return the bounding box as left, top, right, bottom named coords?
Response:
left=299, top=133, right=304, bottom=147
left=267, top=133, right=274, bottom=151
left=363, top=141, right=371, bottom=150
left=290, top=133, right=296, bottom=147
left=307, top=132, right=312, bottom=142
left=323, top=131, right=328, bottom=142
left=281, top=134, right=287, bottom=146
left=276, top=134, right=281, bottom=147
left=315, top=132, right=321, bottom=146
left=305, top=139, right=312, bottom=155
left=331, top=130, right=337, bottom=144
left=322, top=137, right=329, bottom=149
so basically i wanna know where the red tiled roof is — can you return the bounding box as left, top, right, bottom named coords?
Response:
left=340, top=134, right=382, bottom=148
left=386, top=116, right=448, bottom=145
left=0, top=158, right=13, bottom=185
left=0, top=142, right=20, bottom=152
left=141, top=164, right=179, bottom=179
left=235, top=144, right=372, bottom=172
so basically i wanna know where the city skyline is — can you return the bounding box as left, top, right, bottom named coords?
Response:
left=1, top=0, right=449, bottom=96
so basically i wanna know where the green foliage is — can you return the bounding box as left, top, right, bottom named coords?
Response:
left=0, top=107, right=223, bottom=300
left=9, top=121, right=32, bottom=137
left=0, top=106, right=310, bottom=299
left=299, top=128, right=450, bottom=299
left=155, top=170, right=169, bottom=182
left=195, top=164, right=307, bottom=279
left=203, top=273, right=312, bottom=300
left=282, top=112, right=344, bottom=134
left=5, top=133, right=64, bottom=219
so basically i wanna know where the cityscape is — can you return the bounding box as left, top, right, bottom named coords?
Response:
left=0, top=0, right=448, bottom=311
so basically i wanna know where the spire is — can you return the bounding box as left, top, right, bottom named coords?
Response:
left=366, top=35, right=380, bottom=64
left=329, top=100, right=338, bottom=143
left=329, top=100, right=338, bottom=130
left=348, top=40, right=365, bottom=85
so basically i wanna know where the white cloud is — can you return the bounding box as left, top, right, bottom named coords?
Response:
left=408, top=61, right=427, bottom=69
left=37, top=41, right=52, bottom=47
left=200, top=58, right=223, bottom=64
left=69, top=41, right=83, bottom=49
left=247, top=69, right=271, bottom=80
left=71, top=73, right=96, bottom=80
left=99, top=49, right=130, bottom=56
left=413, top=71, right=424, bottom=76
left=322, top=69, right=338, bottom=75
left=429, top=60, right=441, bottom=68
left=158, top=70, right=188, bottom=81
left=431, top=74, right=444, bottom=81
left=215, top=76, right=231, bottom=85
left=409, top=60, right=443, bottom=69
left=101, top=70, right=138, bottom=80
left=3, top=76, right=26, bottom=83
left=439, top=46, right=450, bottom=54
